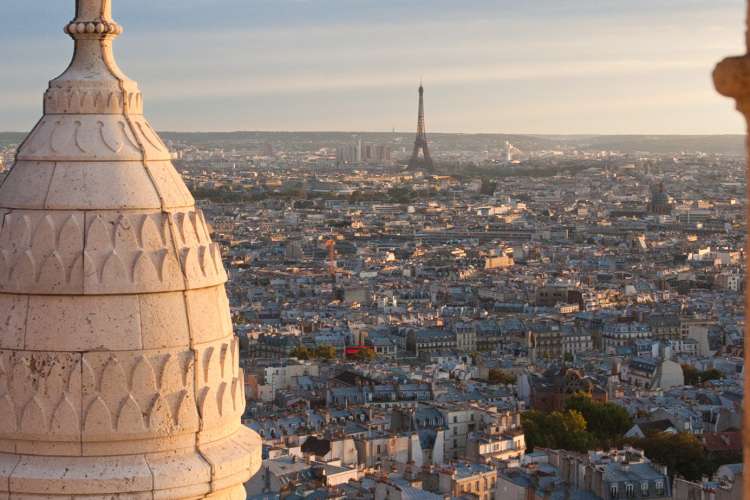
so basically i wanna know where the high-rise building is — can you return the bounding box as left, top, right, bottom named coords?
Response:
left=337, top=140, right=392, bottom=165
left=0, top=0, right=260, bottom=497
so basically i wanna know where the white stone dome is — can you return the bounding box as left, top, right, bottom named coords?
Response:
left=0, top=0, right=261, bottom=497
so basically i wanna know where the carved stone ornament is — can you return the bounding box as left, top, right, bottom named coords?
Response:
left=0, top=0, right=261, bottom=497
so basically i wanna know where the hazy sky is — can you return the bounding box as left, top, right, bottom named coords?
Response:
left=0, top=0, right=746, bottom=134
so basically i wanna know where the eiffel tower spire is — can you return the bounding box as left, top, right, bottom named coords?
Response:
left=408, top=82, right=435, bottom=172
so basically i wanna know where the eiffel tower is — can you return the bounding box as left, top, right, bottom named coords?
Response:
left=408, top=82, right=435, bottom=172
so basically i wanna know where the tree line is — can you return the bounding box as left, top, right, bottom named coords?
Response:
left=521, top=394, right=738, bottom=481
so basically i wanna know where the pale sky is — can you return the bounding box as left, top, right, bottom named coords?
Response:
left=0, top=0, right=746, bottom=134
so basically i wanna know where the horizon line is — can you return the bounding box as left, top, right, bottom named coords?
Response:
left=0, top=130, right=746, bottom=137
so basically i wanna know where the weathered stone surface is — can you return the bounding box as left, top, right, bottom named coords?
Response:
left=186, top=286, right=235, bottom=345
left=139, top=292, right=192, bottom=349
left=25, top=295, right=142, bottom=351
left=46, top=161, right=163, bottom=210
left=147, top=450, right=212, bottom=499
left=0, top=0, right=260, bottom=497
left=0, top=295, right=29, bottom=349
left=0, top=162, right=56, bottom=209
left=145, top=161, right=196, bottom=209
left=9, top=455, right=153, bottom=495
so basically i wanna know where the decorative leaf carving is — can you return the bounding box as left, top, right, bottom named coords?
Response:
left=84, top=396, right=113, bottom=434
left=0, top=394, right=17, bottom=434
left=131, top=356, right=157, bottom=395
left=99, top=356, right=128, bottom=395
left=100, top=250, right=129, bottom=284
left=147, top=394, right=173, bottom=432
left=99, top=119, right=124, bottom=153
left=116, top=394, right=145, bottom=432
left=50, top=395, right=79, bottom=434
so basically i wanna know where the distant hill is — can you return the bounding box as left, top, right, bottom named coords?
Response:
left=159, top=132, right=747, bottom=156
left=0, top=133, right=25, bottom=147
left=1, top=131, right=744, bottom=155
left=552, top=135, right=745, bottom=155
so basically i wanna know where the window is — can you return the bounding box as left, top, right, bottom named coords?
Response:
left=641, top=482, right=649, bottom=497
left=610, top=485, right=618, bottom=498
left=453, top=416, right=458, bottom=423
left=655, top=480, right=664, bottom=496
left=625, top=483, right=634, bottom=497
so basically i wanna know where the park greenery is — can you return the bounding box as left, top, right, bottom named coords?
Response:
left=352, top=348, right=377, bottom=362
left=681, top=365, right=724, bottom=385
left=522, top=394, right=738, bottom=481
left=192, top=185, right=439, bottom=205
left=521, top=409, right=595, bottom=453
left=290, top=345, right=376, bottom=362
left=625, top=432, right=730, bottom=481
left=487, top=369, right=517, bottom=385
left=522, top=395, right=633, bottom=454
left=290, top=345, right=337, bottom=361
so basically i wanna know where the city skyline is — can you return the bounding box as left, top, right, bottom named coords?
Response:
left=0, top=1, right=746, bottom=498
left=0, top=0, right=746, bottom=134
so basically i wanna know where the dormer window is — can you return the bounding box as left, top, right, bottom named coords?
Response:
left=655, top=480, right=665, bottom=495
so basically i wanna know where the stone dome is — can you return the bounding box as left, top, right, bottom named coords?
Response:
left=0, top=0, right=261, bottom=497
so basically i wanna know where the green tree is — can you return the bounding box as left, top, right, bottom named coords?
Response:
left=699, top=369, right=724, bottom=383
left=682, top=364, right=699, bottom=385
left=556, top=410, right=595, bottom=452
left=487, top=369, right=516, bottom=385
left=313, top=345, right=337, bottom=360
left=386, top=187, right=417, bottom=204
left=290, top=346, right=310, bottom=360
left=520, top=411, right=546, bottom=449
left=627, top=432, right=713, bottom=481
left=353, top=349, right=376, bottom=362
left=566, top=395, right=632, bottom=447
left=682, top=365, right=724, bottom=385
left=480, top=178, right=497, bottom=195
left=521, top=410, right=594, bottom=453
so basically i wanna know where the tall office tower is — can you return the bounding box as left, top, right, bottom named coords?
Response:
left=408, top=83, right=435, bottom=172
left=0, top=0, right=260, bottom=497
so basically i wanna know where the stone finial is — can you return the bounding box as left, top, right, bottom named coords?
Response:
left=0, top=0, right=261, bottom=498
left=65, top=0, right=122, bottom=38
left=48, top=0, right=133, bottom=117
left=713, top=4, right=750, bottom=113
left=714, top=56, right=750, bottom=113
left=74, top=0, right=113, bottom=22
